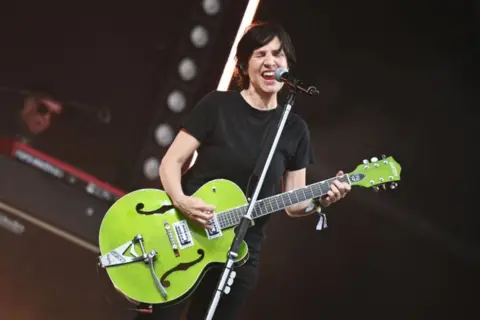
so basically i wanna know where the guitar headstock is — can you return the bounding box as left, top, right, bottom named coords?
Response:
left=348, top=155, right=402, bottom=191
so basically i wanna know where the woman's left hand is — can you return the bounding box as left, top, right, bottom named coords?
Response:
left=319, top=170, right=351, bottom=207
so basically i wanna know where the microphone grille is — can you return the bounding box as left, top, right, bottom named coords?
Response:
left=274, top=68, right=289, bottom=82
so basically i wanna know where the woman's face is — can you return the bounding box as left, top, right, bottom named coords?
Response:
left=246, top=36, right=288, bottom=96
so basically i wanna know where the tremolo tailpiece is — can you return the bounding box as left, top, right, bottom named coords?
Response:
left=98, top=234, right=168, bottom=299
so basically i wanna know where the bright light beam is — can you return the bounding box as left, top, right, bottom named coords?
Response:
left=217, top=0, right=261, bottom=91
left=187, top=0, right=260, bottom=170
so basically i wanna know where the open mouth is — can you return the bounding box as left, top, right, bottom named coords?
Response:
left=261, top=71, right=275, bottom=81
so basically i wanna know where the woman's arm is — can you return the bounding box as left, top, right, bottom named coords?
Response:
left=282, top=168, right=316, bottom=217
left=159, top=130, right=199, bottom=203
left=159, top=129, right=215, bottom=227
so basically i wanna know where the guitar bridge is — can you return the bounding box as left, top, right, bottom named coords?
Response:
left=98, top=234, right=168, bottom=299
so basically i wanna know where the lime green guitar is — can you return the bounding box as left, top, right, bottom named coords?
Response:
left=98, top=155, right=401, bottom=306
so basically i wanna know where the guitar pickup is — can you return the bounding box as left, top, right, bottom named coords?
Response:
left=164, top=220, right=180, bottom=257
left=98, top=234, right=146, bottom=268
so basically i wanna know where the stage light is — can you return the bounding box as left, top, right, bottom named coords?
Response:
left=143, top=157, right=160, bottom=180
left=202, top=0, right=221, bottom=15
left=132, top=0, right=254, bottom=188
left=154, top=123, right=174, bottom=147
left=190, top=25, right=209, bottom=48
left=178, top=57, right=197, bottom=81
left=167, top=90, right=187, bottom=113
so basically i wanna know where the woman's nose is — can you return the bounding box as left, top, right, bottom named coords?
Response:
left=263, top=56, right=276, bottom=68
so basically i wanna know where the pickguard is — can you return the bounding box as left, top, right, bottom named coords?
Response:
left=135, top=203, right=174, bottom=215
left=160, top=249, right=205, bottom=287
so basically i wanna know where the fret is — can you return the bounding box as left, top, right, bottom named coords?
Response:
left=284, top=192, right=293, bottom=207
left=279, top=194, right=286, bottom=208
left=256, top=200, right=267, bottom=218
left=293, top=188, right=306, bottom=203
left=250, top=205, right=257, bottom=219
left=254, top=204, right=263, bottom=218
left=234, top=208, right=242, bottom=224
left=294, top=190, right=300, bottom=203
left=266, top=198, right=274, bottom=213
left=252, top=203, right=260, bottom=219
left=278, top=195, right=285, bottom=209
left=267, top=197, right=278, bottom=212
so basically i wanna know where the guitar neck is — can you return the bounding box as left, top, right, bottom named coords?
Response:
left=217, top=174, right=351, bottom=229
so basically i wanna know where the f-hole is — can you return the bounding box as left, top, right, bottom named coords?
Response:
left=135, top=203, right=174, bottom=215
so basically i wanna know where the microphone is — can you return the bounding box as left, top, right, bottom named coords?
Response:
left=274, top=68, right=319, bottom=96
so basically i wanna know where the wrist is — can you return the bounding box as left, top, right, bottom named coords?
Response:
left=301, top=198, right=322, bottom=215
left=312, top=197, right=323, bottom=211
left=170, top=192, right=187, bottom=207
left=318, top=197, right=330, bottom=208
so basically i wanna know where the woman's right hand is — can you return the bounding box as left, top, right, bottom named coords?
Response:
left=173, top=195, right=216, bottom=229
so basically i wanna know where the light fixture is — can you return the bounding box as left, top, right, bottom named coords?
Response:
left=202, top=0, right=221, bottom=15
left=178, top=57, right=197, bottom=81
left=167, top=90, right=187, bottom=113
left=143, top=157, right=160, bottom=180
left=154, top=123, right=174, bottom=147
left=190, top=25, right=209, bottom=48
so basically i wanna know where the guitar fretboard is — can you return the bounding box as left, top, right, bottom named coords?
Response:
left=216, top=175, right=350, bottom=229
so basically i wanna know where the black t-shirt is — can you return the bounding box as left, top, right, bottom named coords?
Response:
left=181, top=90, right=315, bottom=260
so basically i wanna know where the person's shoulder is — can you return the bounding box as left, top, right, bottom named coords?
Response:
left=194, top=90, right=227, bottom=109
left=201, top=89, right=240, bottom=101
left=198, top=90, right=242, bottom=112
left=286, top=112, right=309, bottom=132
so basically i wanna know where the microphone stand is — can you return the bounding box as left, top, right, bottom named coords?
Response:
left=205, top=86, right=299, bottom=320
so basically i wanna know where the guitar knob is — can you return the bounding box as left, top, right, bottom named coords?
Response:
left=371, top=157, right=378, bottom=162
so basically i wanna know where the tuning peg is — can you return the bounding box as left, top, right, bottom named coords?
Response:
left=389, top=182, right=398, bottom=190
left=382, top=184, right=387, bottom=191
left=371, top=157, right=378, bottom=162
left=381, top=154, right=387, bottom=159
left=373, top=186, right=380, bottom=192
left=363, top=159, right=369, bottom=164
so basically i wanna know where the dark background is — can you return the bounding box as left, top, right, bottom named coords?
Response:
left=0, top=0, right=478, bottom=319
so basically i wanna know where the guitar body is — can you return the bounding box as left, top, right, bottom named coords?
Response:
left=98, top=179, right=250, bottom=306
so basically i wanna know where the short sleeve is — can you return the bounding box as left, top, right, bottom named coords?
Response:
left=181, top=90, right=219, bottom=143
left=286, top=121, right=316, bottom=171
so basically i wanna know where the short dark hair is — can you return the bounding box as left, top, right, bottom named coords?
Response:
left=233, top=21, right=297, bottom=89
